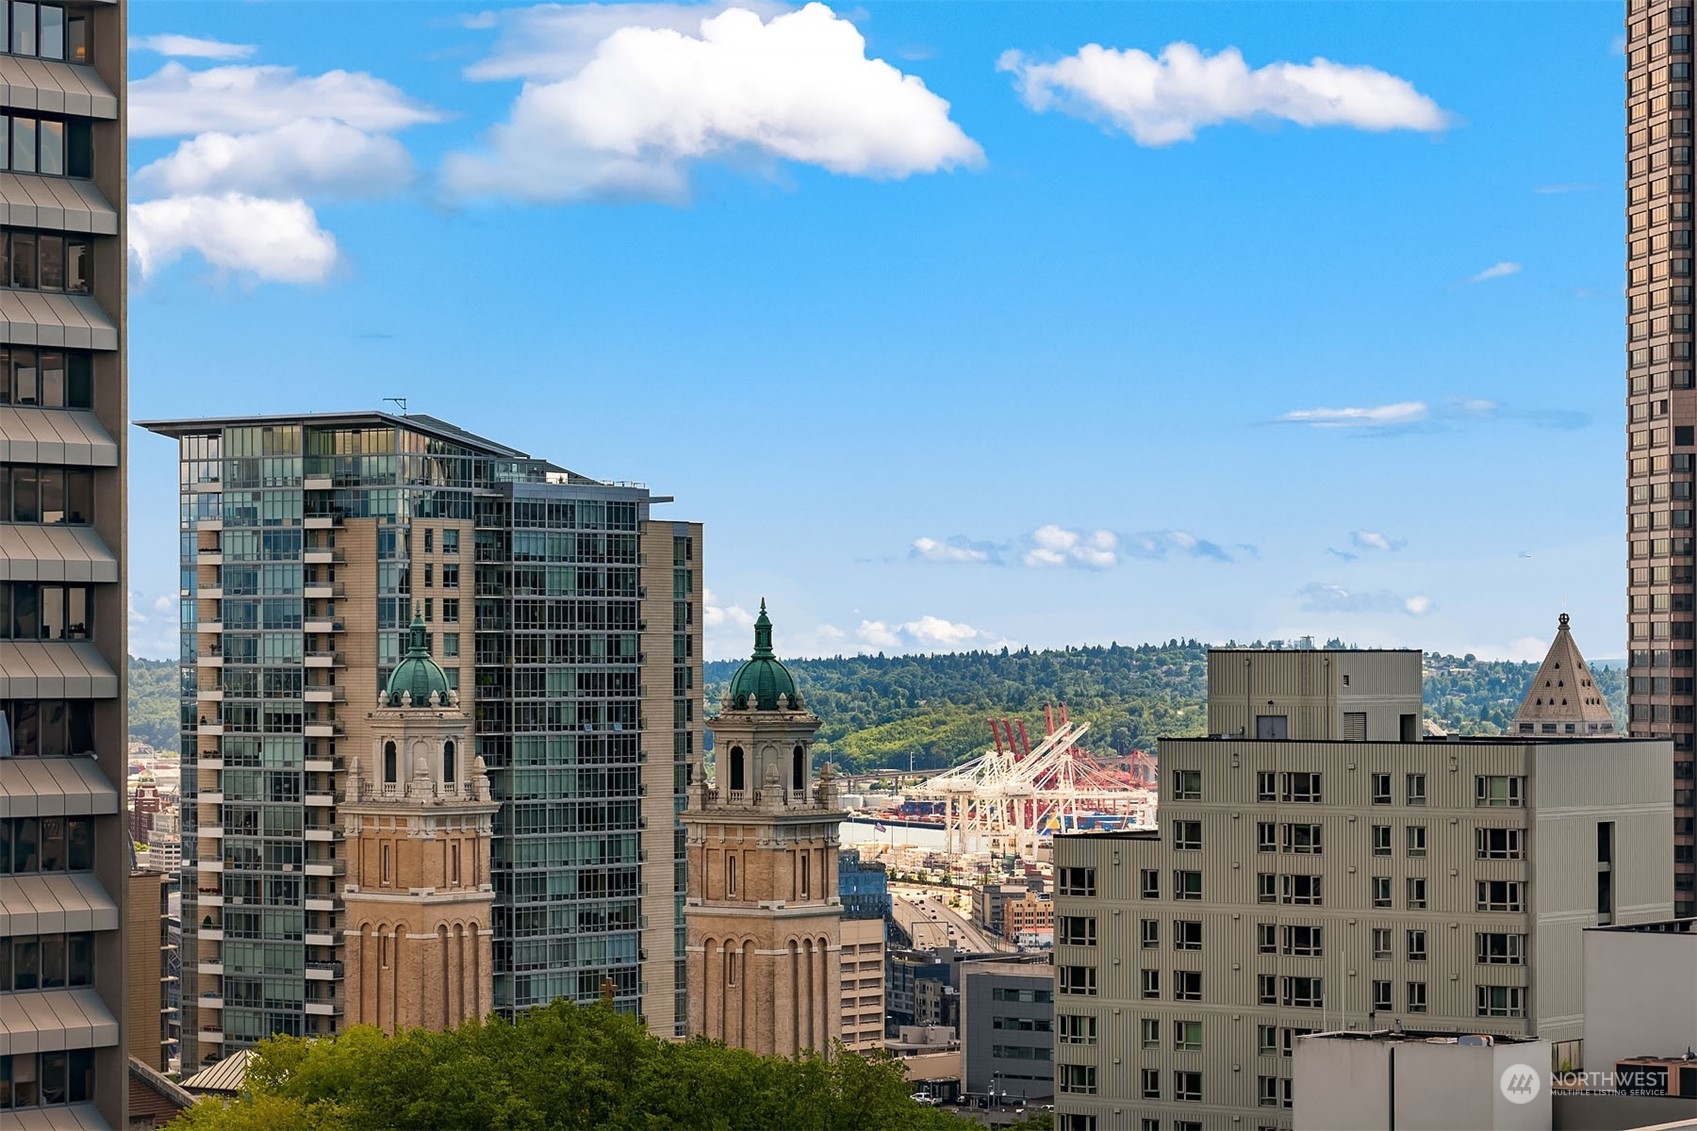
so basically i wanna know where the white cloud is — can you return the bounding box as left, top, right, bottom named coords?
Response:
left=1296, top=581, right=1434, bottom=617
left=129, top=194, right=339, bottom=284
left=1022, top=524, right=1119, bottom=569
left=130, top=62, right=445, bottom=139
left=1275, top=401, right=1430, bottom=428
left=128, top=591, right=180, bottom=659
left=1350, top=529, right=1407, bottom=553
left=1465, top=260, right=1522, bottom=284
left=129, top=34, right=256, bottom=60
left=912, top=536, right=992, bottom=564
left=136, top=120, right=416, bottom=199
left=998, top=41, right=1448, bottom=147
left=854, top=615, right=1006, bottom=653
left=443, top=2, right=983, bottom=203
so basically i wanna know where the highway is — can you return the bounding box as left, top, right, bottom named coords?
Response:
left=889, top=883, right=1010, bottom=954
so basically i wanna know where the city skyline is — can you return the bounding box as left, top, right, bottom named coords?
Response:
left=125, top=1, right=1627, bottom=664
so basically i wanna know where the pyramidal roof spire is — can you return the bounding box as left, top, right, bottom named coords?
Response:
left=1510, top=612, right=1618, bottom=737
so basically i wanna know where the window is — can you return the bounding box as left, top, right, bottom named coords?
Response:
left=441, top=598, right=460, bottom=623
left=1173, top=1020, right=1202, bottom=1051
left=1067, top=1119, right=1100, bottom=1131
left=1282, top=772, right=1322, bottom=802
left=1058, top=866, right=1096, bottom=896
left=1257, top=1024, right=1280, bottom=1055
left=0, top=701, right=96, bottom=760
left=1141, top=1068, right=1161, bottom=1100
left=1, top=228, right=92, bottom=291
left=1258, top=1076, right=1286, bottom=1108
left=1476, top=775, right=1526, bottom=807
left=1173, top=970, right=1202, bottom=1001
left=1173, top=769, right=1202, bottom=800
left=1256, top=922, right=1277, bottom=953
left=1477, top=985, right=1527, bottom=1018
left=442, top=632, right=460, bottom=658
left=1, top=583, right=93, bottom=640
left=1406, top=877, right=1428, bottom=910
left=1140, top=919, right=1159, bottom=948
left=1477, top=828, right=1524, bottom=859
left=1282, top=874, right=1322, bottom=905
left=1176, top=1123, right=1201, bottom=1131
left=1173, top=870, right=1202, bottom=901
left=1407, top=981, right=1428, bottom=1014
left=1174, top=1071, right=1202, bottom=1102
left=1140, top=869, right=1160, bottom=899
left=1, top=1047, right=96, bottom=1109
left=1057, top=1014, right=1097, bottom=1045
left=1282, top=924, right=1322, bottom=957
left=1476, top=932, right=1526, bottom=965
left=1141, top=969, right=1160, bottom=999
left=1257, top=821, right=1276, bottom=852
left=1283, top=823, right=1322, bottom=854
left=442, top=529, right=459, bottom=553
left=726, top=854, right=737, bottom=897
left=1282, top=976, right=1323, bottom=1008
left=1369, top=773, right=1391, bottom=803
left=1173, top=820, right=1202, bottom=851
left=1257, top=975, right=1277, bottom=1005
left=1405, top=773, right=1427, bottom=806
left=1407, top=929, right=1428, bottom=961
left=3, top=465, right=93, bottom=525
left=1256, top=771, right=1276, bottom=802
left=1372, top=825, right=1391, bottom=855
left=1, top=348, right=93, bottom=409
left=1059, top=965, right=1097, bottom=996
left=1140, top=1122, right=1158, bottom=1131
left=442, top=563, right=459, bottom=588
left=1372, top=928, right=1391, bottom=960
left=1372, top=876, right=1392, bottom=908
left=1477, top=880, right=1524, bottom=912
left=1141, top=1018, right=1160, bottom=1048
left=1406, top=825, right=1427, bottom=857
left=1174, top=919, right=1202, bottom=950
left=1257, top=873, right=1277, bottom=903
left=1060, top=1065, right=1097, bottom=1096
left=1059, top=916, right=1096, bottom=946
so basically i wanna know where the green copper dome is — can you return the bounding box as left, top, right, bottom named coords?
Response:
left=384, top=609, right=453, bottom=707
left=728, top=600, right=799, bottom=711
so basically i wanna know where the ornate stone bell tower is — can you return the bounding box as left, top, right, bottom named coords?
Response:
left=682, top=601, right=845, bottom=1056
left=342, top=611, right=497, bottom=1033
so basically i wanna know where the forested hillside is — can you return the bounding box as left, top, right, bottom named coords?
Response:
left=128, top=642, right=1625, bottom=771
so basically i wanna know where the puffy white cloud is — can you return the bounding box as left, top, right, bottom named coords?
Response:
left=854, top=615, right=1006, bottom=653
left=130, top=62, right=445, bottom=139
left=912, top=535, right=994, bottom=564
left=1465, top=260, right=1522, bottom=284
left=129, top=34, right=256, bottom=60
left=998, top=41, right=1448, bottom=146
left=1275, top=401, right=1430, bottom=428
left=1350, top=529, right=1407, bottom=553
left=129, top=194, right=339, bottom=284
left=1296, top=581, right=1434, bottom=617
left=444, top=2, right=983, bottom=203
left=1023, top=524, right=1119, bottom=569
left=128, top=592, right=181, bottom=659
left=136, top=119, right=416, bottom=199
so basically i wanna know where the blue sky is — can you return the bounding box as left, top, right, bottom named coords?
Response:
left=125, top=1, right=1627, bottom=664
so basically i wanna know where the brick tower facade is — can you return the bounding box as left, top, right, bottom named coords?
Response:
left=683, top=604, right=845, bottom=1056
left=341, top=614, right=497, bottom=1033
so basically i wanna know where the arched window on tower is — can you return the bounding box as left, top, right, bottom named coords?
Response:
left=729, top=745, right=745, bottom=792
left=792, top=745, right=805, bottom=792
left=383, top=740, right=397, bottom=784
left=443, top=740, right=457, bottom=785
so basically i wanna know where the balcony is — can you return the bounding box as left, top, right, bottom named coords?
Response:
left=304, top=859, right=346, bottom=878
left=303, top=618, right=342, bottom=635
left=198, top=927, right=223, bottom=942
left=195, top=518, right=223, bottom=532
left=304, top=1000, right=341, bottom=1016
left=198, top=892, right=223, bottom=906
left=304, top=513, right=343, bottom=530
left=196, top=860, right=224, bottom=874
left=196, top=653, right=224, bottom=667
left=197, top=723, right=225, bottom=737
left=196, top=689, right=224, bottom=702
left=198, top=826, right=224, bottom=840
left=198, top=755, right=224, bottom=771
left=304, top=791, right=337, bottom=807
left=303, top=583, right=344, bottom=600
left=304, top=757, right=335, bottom=773
left=303, top=549, right=344, bottom=565
left=304, top=897, right=340, bottom=913
left=304, top=931, right=338, bottom=947
left=198, top=621, right=223, bottom=635
left=199, top=791, right=224, bottom=806
left=304, top=475, right=332, bottom=491
left=304, top=651, right=344, bottom=668
left=197, top=961, right=224, bottom=976
left=304, top=825, right=336, bottom=842
left=305, top=961, right=343, bottom=981
left=304, top=687, right=345, bottom=704
left=199, top=993, right=224, bottom=1011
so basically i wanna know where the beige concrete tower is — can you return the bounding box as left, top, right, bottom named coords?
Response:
left=1511, top=613, right=1620, bottom=737
left=683, top=603, right=844, bottom=1056
left=341, top=612, right=496, bottom=1033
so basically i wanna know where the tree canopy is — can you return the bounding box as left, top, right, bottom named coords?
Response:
left=172, top=1002, right=972, bottom=1131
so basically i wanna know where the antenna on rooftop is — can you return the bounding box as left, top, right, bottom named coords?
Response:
left=383, top=397, right=408, bottom=414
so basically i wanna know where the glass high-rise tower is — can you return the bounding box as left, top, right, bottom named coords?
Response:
left=139, top=412, right=701, bottom=1066
left=1625, top=0, right=1697, bottom=916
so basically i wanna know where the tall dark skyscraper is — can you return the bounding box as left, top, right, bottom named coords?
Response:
left=1626, top=0, right=1697, bottom=916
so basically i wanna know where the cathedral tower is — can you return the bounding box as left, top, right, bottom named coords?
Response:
left=342, top=612, right=497, bottom=1032
left=683, top=603, right=845, bottom=1056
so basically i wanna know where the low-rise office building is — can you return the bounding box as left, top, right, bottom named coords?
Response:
left=1052, top=645, right=1674, bottom=1131
left=1292, top=1030, right=1551, bottom=1131
left=962, top=960, right=1054, bottom=1101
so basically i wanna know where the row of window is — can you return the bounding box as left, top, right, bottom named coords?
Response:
left=0, top=465, right=95, bottom=524
left=0, top=228, right=93, bottom=293
left=1, top=699, right=95, bottom=758
left=2, top=3, right=91, bottom=63
left=1165, top=771, right=1525, bottom=807
left=0, top=816, right=95, bottom=874
left=0, top=582, right=92, bottom=641
left=0, top=931, right=94, bottom=991
left=0, top=347, right=95, bottom=408
left=0, top=1049, right=96, bottom=1110
left=0, top=114, right=93, bottom=179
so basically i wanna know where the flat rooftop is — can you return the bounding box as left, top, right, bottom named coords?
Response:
left=137, top=410, right=530, bottom=459
left=1158, top=734, right=1666, bottom=746
left=1207, top=647, right=1422, bottom=655
left=1584, top=918, right=1697, bottom=935
left=1299, top=1028, right=1544, bottom=1046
